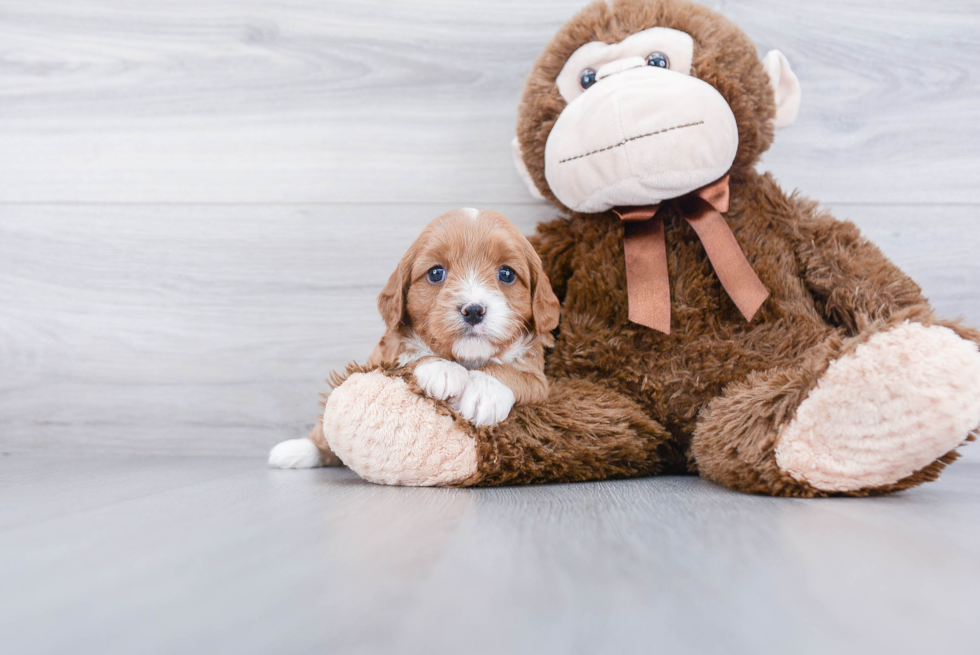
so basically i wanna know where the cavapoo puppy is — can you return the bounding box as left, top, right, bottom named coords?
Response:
left=269, top=207, right=560, bottom=469
left=369, top=207, right=561, bottom=424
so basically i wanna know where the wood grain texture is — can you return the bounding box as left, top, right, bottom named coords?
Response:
left=0, top=0, right=977, bottom=203
left=0, top=203, right=556, bottom=454
left=1, top=0, right=978, bottom=459
left=2, top=201, right=978, bottom=458
left=2, top=454, right=980, bottom=655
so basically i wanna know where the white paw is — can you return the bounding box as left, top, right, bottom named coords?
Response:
left=268, top=438, right=325, bottom=469
left=451, top=370, right=515, bottom=426
left=414, top=359, right=469, bottom=401
left=776, top=322, right=980, bottom=491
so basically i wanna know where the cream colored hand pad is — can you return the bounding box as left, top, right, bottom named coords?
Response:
left=324, top=371, right=478, bottom=486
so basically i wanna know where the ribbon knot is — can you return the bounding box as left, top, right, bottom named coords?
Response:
left=613, top=175, right=769, bottom=334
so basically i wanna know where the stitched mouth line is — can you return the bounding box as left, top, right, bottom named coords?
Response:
left=558, top=120, right=705, bottom=164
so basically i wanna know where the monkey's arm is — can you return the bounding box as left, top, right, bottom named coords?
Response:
left=791, top=207, right=928, bottom=334
left=528, top=217, right=578, bottom=304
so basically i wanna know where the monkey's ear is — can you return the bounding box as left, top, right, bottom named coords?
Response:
left=762, top=50, right=801, bottom=129
left=511, top=137, right=546, bottom=201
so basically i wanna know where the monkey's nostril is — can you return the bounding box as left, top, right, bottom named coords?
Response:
left=461, top=303, right=486, bottom=325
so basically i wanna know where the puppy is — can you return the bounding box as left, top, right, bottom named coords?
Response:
left=268, top=208, right=560, bottom=469
left=368, top=207, right=560, bottom=425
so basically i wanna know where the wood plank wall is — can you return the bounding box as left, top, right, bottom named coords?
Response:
left=2, top=0, right=978, bottom=456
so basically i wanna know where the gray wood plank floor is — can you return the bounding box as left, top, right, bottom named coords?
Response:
left=2, top=454, right=980, bottom=655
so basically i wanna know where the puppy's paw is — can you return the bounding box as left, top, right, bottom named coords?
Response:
left=268, top=438, right=325, bottom=469
left=414, top=359, right=469, bottom=401
left=451, top=370, right=515, bottom=426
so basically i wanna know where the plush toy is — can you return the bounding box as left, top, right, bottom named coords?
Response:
left=301, top=0, right=980, bottom=495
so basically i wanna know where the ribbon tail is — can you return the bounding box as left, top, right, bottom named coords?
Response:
left=623, top=215, right=671, bottom=334
left=681, top=196, right=769, bottom=322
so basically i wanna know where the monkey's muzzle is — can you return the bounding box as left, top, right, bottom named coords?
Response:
left=544, top=67, right=739, bottom=214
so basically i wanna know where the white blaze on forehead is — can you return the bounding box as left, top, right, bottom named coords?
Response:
left=460, top=208, right=481, bottom=221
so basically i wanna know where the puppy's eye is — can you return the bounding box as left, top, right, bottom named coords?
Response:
left=497, top=266, right=516, bottom=285
left=427, top=266, right=446, bottom=284
left=580, top=68, right=597, bottom=90
left=646, top=52, right=670, bottom=69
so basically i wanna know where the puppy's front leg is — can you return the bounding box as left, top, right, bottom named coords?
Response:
left=412, top=357, right=514, bottom=426
left=479, top=362, right=549, bottom=405
left=450, top=370, right=516, bottom=426
left=411, top=357, right=469, bottom=402
left=450, top=360, right=550, bottom=426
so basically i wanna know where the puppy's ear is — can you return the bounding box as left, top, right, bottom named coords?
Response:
left=377, top=245, right=416, bottom=330
left=525, top=242, right=561, bottom=335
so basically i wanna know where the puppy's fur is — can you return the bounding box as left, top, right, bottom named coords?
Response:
left=369, top=208, right=560, bottom=425
left=268, top=208, right=559, bottom=468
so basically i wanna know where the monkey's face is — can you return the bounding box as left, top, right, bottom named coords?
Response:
left=514, top=0, right=801, bottom=214
left=546, top=27, right=738, bottom=213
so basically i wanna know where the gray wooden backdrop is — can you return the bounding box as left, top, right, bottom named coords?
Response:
left=2, top=0, right=979, bottom=457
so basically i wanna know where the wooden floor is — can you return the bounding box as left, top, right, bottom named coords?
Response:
left=3, top=1, right=980, bottom=652
left=2, top=454, right=980, bottom=655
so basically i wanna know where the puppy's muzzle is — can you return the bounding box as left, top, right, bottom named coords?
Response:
left=461, top=303, right=486, bottom=326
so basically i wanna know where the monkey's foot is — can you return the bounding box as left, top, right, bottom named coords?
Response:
left=323, top=370, right=479, bottom=486
left=775, top=322, right=980, bottom=492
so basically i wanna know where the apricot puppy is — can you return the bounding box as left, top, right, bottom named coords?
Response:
left=368, top=208, right=560, bottom=425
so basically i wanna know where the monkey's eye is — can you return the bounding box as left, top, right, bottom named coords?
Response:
left=646, top=52, right=670, bottom=69
left=427, top=266, right=446, bottom=284
left=579, top=68, right=597, bottom=90
left=497, top=266, right=517, bottom=285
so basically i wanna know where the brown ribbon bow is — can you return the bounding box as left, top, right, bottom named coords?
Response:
left=613, top=175, right=769, bottom=334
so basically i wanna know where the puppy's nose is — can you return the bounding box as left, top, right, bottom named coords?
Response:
left=460, top=303, right=486, bottom=325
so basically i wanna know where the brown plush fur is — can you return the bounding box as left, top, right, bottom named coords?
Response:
left=521, top=163, right=979, bottom=495
left=320, top=0, right=976, bottom=494
left=493, top=0, right=975, bottom=495
left=324, top=362, right=674, bottom=486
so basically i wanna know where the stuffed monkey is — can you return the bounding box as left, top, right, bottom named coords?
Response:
left=293, top=0, right=980, bottom=496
